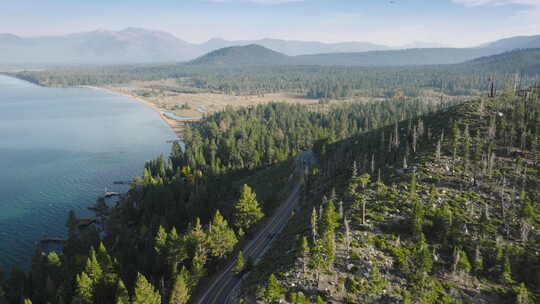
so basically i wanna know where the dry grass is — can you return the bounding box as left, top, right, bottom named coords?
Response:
left=96, top=79, right=382, bottom=137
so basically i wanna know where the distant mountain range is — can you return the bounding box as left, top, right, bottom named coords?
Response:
left=189, top=44, right=540, bottom=67
left=1, top=27, right=540, bottom=65
left=460, top=48, right=540, bottom=75
left=197, top=38, right=392, bottom=56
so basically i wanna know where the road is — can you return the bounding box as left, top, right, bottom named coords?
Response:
left=195, top=151, right=314, bottom=304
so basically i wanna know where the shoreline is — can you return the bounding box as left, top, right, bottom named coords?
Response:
left=80, top=85, right=196, bottom=138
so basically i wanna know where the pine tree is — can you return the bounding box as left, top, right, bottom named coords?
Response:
left=233, top=251, right=246, bottom=275
left=190, top=244, right=207, bottom=286
left=321, top=200, right=339, bottom=235
left=23, top=299, right=32, bottom=304
left=473, top=245, right=484, bottom=275
left=170, top=273, right=190, bottom=304
left=132, top=273, right=161, bottom=304
left=411, top=200, right=424, bottom=238
left=263, top=274, right=283, bottom=303
left=502, top=253, right=514, bottom=285
left=290, top=292, right=308, bottom=304
left=355, top=173, right=371, bottom=225
left=316, top=296, right=326, bottom=304
left=416, top=233, right=432, bottom=277
left=84, top=248, right=103, bottom=284
left=298, top=236, right=310, bottom=273
left=73, top=272, right=93, bottom=304
left=234, top=184, right=264, bottom=231
left=310, top=208, right=318, bottom=240
left=154, top=225, right=168, bottom=256
left=166, top=227, right=188, bottom=276
left=115, top=279, right=129, bottom=304
left=310, top=237, right=329, bottom=283
left=347, top=161, right=358, bottom=199
left=96, top=242, right=113, bottom=273
left=515, top=282, right=533, bottom=304
left=207, top=210, right=238, bottom=259
left=456, top=249, right=472, bottom=274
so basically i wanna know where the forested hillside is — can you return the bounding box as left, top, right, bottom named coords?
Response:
left=0, top=92, right=462, bottom=303
left=244, top=87, right=540, bottom=303
left=8, top=49, right=540, bottom=100
left=188, top=45, right=291, bottom=66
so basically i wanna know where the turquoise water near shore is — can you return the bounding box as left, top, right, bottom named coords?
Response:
left=0, top=75, right=175, bottom=271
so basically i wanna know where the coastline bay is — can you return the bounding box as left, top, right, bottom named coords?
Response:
left=0, top=75, right=176, bottom=271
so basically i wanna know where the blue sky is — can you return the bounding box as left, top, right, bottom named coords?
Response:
left=1, top=0, right=539, bottom=46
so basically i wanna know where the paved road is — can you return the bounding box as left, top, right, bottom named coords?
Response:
left=196, top=151, right=314, bottom=304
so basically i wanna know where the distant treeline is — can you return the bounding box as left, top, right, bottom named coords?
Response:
left=7, top=49, right=540, bottom=99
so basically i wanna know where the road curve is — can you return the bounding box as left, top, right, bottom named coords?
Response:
left=195, top=152, right=313, bottom=304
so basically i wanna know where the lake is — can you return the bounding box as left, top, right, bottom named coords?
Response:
left=0, top=75, right=176, bottom=271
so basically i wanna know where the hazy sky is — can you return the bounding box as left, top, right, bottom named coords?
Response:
left=1, top=0, right=539, bottom=46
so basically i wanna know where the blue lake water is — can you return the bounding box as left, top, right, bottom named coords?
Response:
left=0, top=75, right=176, bottom=271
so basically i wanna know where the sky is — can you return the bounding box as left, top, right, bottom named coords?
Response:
left=1, top=0, right=539, bottom=47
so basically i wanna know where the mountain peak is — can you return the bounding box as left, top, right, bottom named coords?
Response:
left=189, top=44, right=290, bottom=66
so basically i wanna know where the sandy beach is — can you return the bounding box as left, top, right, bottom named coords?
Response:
left=80, top=86, right=192, bottom=138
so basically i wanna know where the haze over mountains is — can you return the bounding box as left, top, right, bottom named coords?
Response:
left=189, top=44, right=540, bottom=68
left=1, top=27, right=540, bottom=65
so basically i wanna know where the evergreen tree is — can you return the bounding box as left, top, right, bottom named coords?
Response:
left=473, top=245, right=484, bottom=275
left=185, top=218, right=207, bottom=254
left=321, top=200, right=339, bottom=235
left=310, top=237, right=330, bottom=283
left=411, top=200, right=424, bottom=238
left=166, top=227, right=188, bottom=276
left=133, top=273, right=161, bottom=304
left=72, top=272, right=93, bottom=304
left=415, top=233, right=432, bottom=278
left=347, top=161, right=358, bottom=199
left=190, top=244, right=207, bottom=286
left=290, top=292, right=309, bottom=304
left=353, top=173, right=371, bottom=225
left=23, top=299, right=32, bottom=304
left=263, top=274, right=283, bottom=303
left=154, top=225, right=168, bottom=256
left=233, top=250, right=246, bottom=275
left=310, top=208, right=318, bottom=240
left=207, top=210, right=238, bottom=259
left=299, top=236, right=309, bottom=258
left=298, top=236, right=310, bottom=273
left=515, top=282, right=533, bottom=304
left=456, top=249, right=472, bottom=274
left=234, top=184, right=264, bottom=231
left=170, top=273, right=190, bottom=304
left=316, top=296, right=326, bottom=304
left=502, top=253, right=514, bottom=285
left=84, top=248, right=103, bottom=284
left=115, top=279, right=129, bottom=304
